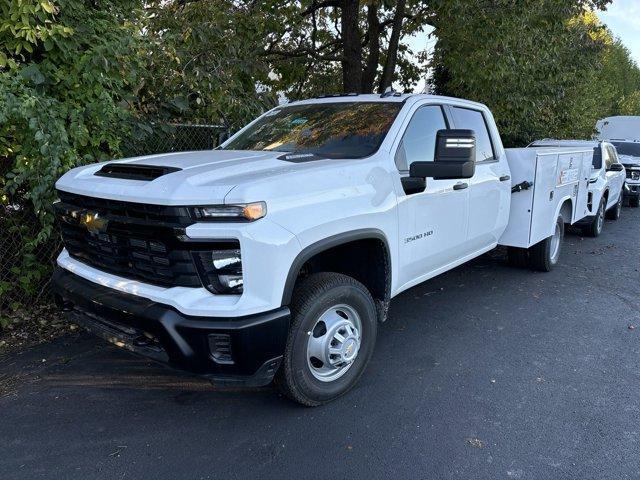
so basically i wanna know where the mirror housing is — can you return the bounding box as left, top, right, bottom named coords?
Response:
left=409, top=129, right=476, bottom=180
left=608, top=162, right=624, bottom=172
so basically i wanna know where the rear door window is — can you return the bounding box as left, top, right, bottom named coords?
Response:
left=450, top=107, right=495, bottom=162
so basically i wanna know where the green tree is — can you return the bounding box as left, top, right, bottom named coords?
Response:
left=0, top=0, right=144, bottom=298
left=263, top=0, right=432, bottom=97
left=429, top=0, right=615, bottom=146
left=138, top=0, right=276, bottom=129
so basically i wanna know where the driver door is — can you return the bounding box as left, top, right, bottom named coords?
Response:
left=394, top=104, right=470, bottom=289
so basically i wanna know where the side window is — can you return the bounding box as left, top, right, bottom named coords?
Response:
left=450, top=107, right=495, bottom=162
left=603, top=145, right=614, bottom=170
left=395, top=105, right=447, bottom=171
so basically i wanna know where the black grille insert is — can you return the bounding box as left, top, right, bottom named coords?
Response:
left=54, top=190, right=236, bottom=289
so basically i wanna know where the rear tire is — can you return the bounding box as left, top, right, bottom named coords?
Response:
left=630, top=196, right=640, bottom=208
left=276, top=272, right=377, bottom=406
left=583, top=197, right=606, bottom=237
left=606, top=191, right=623, bottom=220
left=529, top=215, right=564, bottom=272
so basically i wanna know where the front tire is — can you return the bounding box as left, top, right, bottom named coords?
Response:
left=606, top=190, right=623, bottom=220
left=630, top=195, right=640, bottom=208
left=583, top=197, right=606, bottom=237
left=529, top=214, right=564, bottom=272
left=277, top=272, right=377, bottom=406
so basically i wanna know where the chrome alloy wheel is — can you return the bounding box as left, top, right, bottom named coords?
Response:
left=549, top=221, right=562, bottom=264
left=306, top=304, right=362, bottom=382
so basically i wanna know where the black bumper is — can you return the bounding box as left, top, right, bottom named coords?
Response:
left=52, top=267, right=290, bottom=387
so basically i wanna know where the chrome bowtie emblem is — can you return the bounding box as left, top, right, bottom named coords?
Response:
left=79, top=211, right=108, bottom=234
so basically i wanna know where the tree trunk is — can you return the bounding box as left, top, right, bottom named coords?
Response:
left=378, top=0, right=406, bottom=93
left=362, top=2, right=380, bottom=93
left=341, top=0, right=363, bottom=93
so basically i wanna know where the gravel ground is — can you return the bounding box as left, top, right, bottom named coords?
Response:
left=1, top=208, right=639, bottom=480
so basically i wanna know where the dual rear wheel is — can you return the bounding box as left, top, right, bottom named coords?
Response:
left=507, top=214, right=564, bottom=272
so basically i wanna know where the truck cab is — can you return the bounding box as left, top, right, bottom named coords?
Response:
left=52, top=94, right=584, bottom=405
left=529, top=139, right=625, bottom=236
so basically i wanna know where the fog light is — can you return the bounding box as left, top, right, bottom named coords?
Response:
left=208, top=334, right=234, bottom=364
left=193, top=244, right=243, bottom=294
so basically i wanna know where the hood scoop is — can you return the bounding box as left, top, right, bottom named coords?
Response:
left=95, top=163, right=182, bottom=181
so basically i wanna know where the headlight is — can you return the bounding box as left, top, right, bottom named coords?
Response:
left=191, top=202, right=266, bottom=222
left=193, top=243, right=243, bottom=294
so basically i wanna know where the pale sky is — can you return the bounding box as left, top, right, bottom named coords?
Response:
left=598, top=0, right=640, bottom=65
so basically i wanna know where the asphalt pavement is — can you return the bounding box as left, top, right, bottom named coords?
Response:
left=1, top=208, right=639, bottom=480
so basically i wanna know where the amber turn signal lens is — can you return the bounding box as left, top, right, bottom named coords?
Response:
left=242, top=202, right=267, bottom=221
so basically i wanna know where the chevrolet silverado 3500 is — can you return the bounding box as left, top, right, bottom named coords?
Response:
left=53, top=94, right=594, bottom=405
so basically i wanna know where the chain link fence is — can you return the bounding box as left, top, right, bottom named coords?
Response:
left=1, top=124, right=228, bottom=319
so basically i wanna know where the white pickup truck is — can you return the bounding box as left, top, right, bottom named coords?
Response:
left=610, top=140, right=640, bottom=207
left=53, top=94, right=594, bottom=405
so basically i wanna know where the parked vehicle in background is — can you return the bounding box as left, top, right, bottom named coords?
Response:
left=529, top=140, right=625, bottom=236
left=596, top=116, right=640, bottom=142
left=52, top=94, right=593, bottom=406
left=610, top=141, right=640, bottom=208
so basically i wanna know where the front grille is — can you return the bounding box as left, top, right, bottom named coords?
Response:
left=623, top=165, right=640, bottom=180
left=55, top=191, right=221, bottom=288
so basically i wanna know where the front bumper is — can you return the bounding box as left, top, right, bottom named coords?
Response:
left=52, top=267, right=290, bottom=387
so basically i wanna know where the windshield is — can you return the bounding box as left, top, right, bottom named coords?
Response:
left=611, top=142, right=640, bottom=158
left=223, top=102, right=402, bottom=159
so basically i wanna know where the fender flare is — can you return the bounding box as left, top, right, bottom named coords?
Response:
left=280, top=228, right=391, bottom=306
left=602, top=188, right=610, bottom=208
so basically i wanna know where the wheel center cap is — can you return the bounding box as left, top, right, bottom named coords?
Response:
left=342, top=338, right=358, bottom=361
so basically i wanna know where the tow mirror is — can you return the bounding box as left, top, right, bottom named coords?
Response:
left=608, top=163, right=624, bottom=172
left=409, top=129, right=476, bottom=180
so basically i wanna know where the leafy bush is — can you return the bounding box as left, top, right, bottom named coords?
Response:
left=0, top=0, right=145, bottom=302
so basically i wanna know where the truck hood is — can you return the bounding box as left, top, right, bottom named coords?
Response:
left=619, top=154, right=640, bottom=167
left=55, top=150, right=321, bottom=205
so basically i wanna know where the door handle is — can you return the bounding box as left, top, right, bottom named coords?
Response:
left=453, top=182, right=468, bottom=191
left=499, top=175, right=511, bottom=182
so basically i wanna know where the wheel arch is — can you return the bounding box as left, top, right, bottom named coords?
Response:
left=281, top=229, right=392, bottom=322
left=557, top=197, right=573, bottom=224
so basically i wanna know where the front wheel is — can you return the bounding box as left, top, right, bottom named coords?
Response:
left=606, top=190, right=623, bottom=220
left=630, top=195, right=640, bottom=208
left=277, top=272, right=377, bottom=406
left=529, top=214, right=564, bottom=272
left=583, top=197, right=606, bottom=237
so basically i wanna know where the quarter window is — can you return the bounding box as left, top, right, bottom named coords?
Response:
left=395, top=105, right=447, bottom=171
left=451, top=107, right=495, bottom=162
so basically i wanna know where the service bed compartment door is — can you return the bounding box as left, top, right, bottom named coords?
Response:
left=500, top=148, right=591, bottom=249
